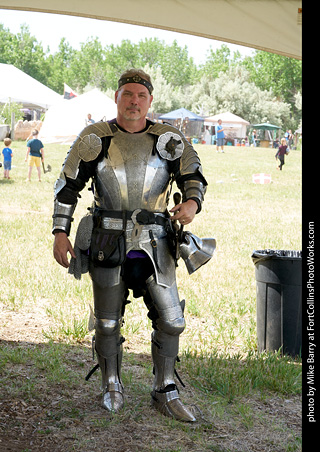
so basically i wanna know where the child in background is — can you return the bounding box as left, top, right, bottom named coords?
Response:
left=2, top=137, right=13, bottom=179
left=275, top=137, right=289, bottom=171
left=25, top=129, right=44, bottom=182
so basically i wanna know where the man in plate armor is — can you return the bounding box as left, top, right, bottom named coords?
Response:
left=52, top=69, right=208, bottom=422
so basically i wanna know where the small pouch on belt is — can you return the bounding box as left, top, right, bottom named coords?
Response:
left=90, top=212, right=127, bottom=268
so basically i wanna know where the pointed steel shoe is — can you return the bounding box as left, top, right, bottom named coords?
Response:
left=151, top=388, right=196, bottom=422
left=101, top=382, right=124, bottom=413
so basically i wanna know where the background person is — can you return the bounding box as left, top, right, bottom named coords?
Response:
left=25, top=130, right=44, bottom=182
left=86, top=113, right=95, bottom=125
left=2, top=137, right=13, bottom=179
left=275, top=137, right=288, bottom=171
left=216, top=119, right=225, bottom=152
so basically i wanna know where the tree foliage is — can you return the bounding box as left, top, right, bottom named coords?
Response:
left=186, top=67, right=291, bottom=127
left=0, top=23, right=302, bottom=130
left=0, top=101, right=24, bottom=124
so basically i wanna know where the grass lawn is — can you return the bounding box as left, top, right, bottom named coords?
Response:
left=0, top=141, right=302, bottom=451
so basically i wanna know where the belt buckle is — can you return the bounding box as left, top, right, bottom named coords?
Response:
left=131, top=209, right=142, bottom=225
left=131, top=209, right=143, bottom=241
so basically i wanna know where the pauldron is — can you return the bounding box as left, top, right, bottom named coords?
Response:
left=149, top=123, right=207, bottom=210
left=54, top=122, right=114, bottom=196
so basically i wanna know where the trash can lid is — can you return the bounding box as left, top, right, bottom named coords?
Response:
left=252, top=249, right=302, bottom=264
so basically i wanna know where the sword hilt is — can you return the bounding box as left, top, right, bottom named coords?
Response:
left=172, top=192, right=181, bottom=232
left=173, top=192, right=181, bottom=206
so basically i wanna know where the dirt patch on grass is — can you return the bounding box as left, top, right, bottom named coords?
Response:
left=0, top=307, right=302, bottom=452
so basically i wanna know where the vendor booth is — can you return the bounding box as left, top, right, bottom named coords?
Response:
left=159, top=108, right=203, bottom=139
left=250, top=123, right=281, bottom=148
left=204, top=112, right=250, bottom=145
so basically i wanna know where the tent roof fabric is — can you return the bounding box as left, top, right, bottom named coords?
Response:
left=159, top=108, right=203, bottom=121
left=0, top=63, right=61, bottom=109
left=0, top=1, right=302, bottom=59
left=205, top=112, right=250, bottom=125
left=251, top=123, right=281, bottom=130
left=40, top=88, right=117, bottom=144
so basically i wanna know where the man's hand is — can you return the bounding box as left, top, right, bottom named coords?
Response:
left=53, top=232, right=76, bottom=268
left=169, top=199, right=198, bottom=225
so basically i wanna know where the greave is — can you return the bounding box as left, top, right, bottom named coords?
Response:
left=95, top=318, right=124, bottom=413
left=151, top=330, right=196, bottom=422
left=96, top=349, right=124, bottom=413
left=151, top=330, right=178, bottom=391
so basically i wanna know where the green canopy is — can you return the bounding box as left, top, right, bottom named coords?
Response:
left=251, top=123, right=281, bottom=130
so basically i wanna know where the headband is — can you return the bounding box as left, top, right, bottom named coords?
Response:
left=118, top=74, right=153, bottom=94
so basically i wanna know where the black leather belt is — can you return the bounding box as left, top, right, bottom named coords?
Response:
left=95, top=208, right=168, bottom=227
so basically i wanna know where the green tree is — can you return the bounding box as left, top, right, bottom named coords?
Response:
left=0, top=101, right=24, bottom=124
left=185, top=67, right=291, bottom=128
left=136, top=38, right=164, bottom=68
left=242, top=51, right=302, bottom=105
left=46, top=38, right=76, bottom=93
left=145, top=65, right=177, bottom=113
left=158, top=40, right=197, bottom=87
left=0, top=24, right=49, bottom=86
left=68, top=38, right=108, bottom=92
left=200, top=44, right=242, bottom=79
left=103, top=40, right=140, bottom=90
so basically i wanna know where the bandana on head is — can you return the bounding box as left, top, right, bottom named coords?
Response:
left=118, top=74, right=153, bottom=94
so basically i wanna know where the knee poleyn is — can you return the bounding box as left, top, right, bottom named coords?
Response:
left=156, top=316, right=186, bottom=336
left=95, top=318, right=121, bottom=337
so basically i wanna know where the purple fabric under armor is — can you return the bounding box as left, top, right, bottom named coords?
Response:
left=127, top=250, right=148, bottom=259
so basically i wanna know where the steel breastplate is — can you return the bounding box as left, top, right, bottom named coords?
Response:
left=94, top=129, right=171, bottom=212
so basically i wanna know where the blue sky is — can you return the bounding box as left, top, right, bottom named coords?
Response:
left=0, top=9, right=254, bottom=66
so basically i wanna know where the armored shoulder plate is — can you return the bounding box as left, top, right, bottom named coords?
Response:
left=148, top=122, right=207, bottom=210
left=54, top=121, right=114, bottom=196
left=148, top=122, right=202, bottom=175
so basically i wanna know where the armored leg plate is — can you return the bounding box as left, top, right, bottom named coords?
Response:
left=151, top=387, right=196, bottom=422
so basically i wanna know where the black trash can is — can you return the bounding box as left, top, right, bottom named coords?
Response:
left=252, top=250, right=302, bottom=356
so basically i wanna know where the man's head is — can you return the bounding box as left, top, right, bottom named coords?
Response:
left=115, top=69, right=153, bottom=129
left=117, top=69, right=153, bottom=95
left=32, top=129, right=39, bottom=136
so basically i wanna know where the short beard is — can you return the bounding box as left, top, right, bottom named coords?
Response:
left=123, top=108, right=141, bottom=121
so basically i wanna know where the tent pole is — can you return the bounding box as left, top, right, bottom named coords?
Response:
left=11, top=111, right=15, bottom=140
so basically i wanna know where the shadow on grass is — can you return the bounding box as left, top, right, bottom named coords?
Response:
left=0, top=178, right=15, bottom=185
left=0, top=338, right=302, bottom=452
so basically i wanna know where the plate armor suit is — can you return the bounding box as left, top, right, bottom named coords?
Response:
left=52, top=119, right=207, bottom=422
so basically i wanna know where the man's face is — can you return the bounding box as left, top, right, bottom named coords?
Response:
left=115, top=83, right=153, bottom=122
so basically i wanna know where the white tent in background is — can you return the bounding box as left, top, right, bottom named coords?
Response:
left=204, top=112, right=250, bottom=140
left=39, top=88, right=117, bottom=145
left=0, top=63, right=61, bottom=109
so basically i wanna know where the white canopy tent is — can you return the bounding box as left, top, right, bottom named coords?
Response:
left=204, top=112, right=250, bottom=139
left=0, top=63, right=61, bottom=109
left=39, top=88, right=117, bottom=145
left=0, top=1, right=302, bottom=59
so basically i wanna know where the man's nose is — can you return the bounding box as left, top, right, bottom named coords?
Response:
left=130, top=94, right=139, bottom=104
